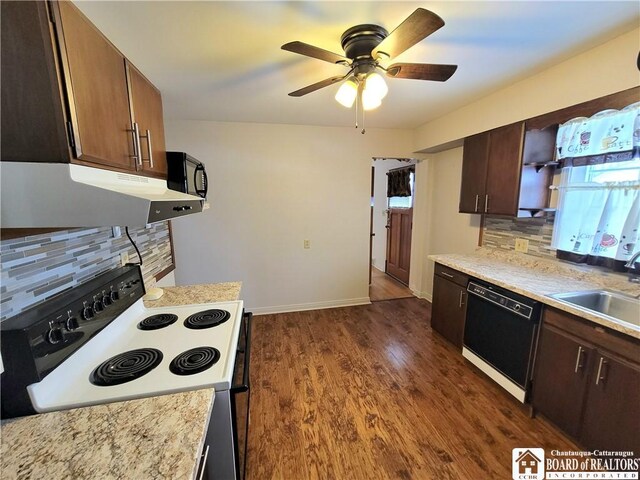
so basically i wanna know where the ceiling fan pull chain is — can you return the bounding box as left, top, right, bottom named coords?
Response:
left=361, top=94, right=366, bottom=134
left=354, top=85, right=359, bottom=129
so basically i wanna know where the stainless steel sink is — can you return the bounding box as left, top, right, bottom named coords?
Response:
left=548, top=290, right=640, bottom=327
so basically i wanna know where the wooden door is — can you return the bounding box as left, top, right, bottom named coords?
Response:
left=485, top=122, right=525, bottom=215
left=55, top=1, right=134, bottom=171
left=431, top=275, right=466, bottom=348
left=127, top=62, right=168, bottom=178
left=531, top=324, right=593, bottom=439
left=386, top=208, right=412, bottom=285
left=459, top=133, right=489, bottom=213
left=580, top=352, right=640, bottom=453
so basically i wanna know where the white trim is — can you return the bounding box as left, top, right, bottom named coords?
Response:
left=250, top=297, right=371, bottom=316
left=462, top=347, right=527, bottom=403
left=411, top=289, right=432, bottom=302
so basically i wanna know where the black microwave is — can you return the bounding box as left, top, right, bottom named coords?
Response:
left=166, top=152, right=208, bottom=199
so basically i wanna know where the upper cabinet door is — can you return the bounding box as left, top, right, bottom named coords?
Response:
left=55, top=1, right=134, bottom=171
left=485, top=122, right=525, bottom=215
left=127, top=62, right=168, bottom=178
left=459, top=132, right=489, bottom=214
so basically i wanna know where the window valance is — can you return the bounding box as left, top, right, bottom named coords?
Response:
left=556, top=102, right=639, bottom=167
left=387, top=166, right=414, bottom=197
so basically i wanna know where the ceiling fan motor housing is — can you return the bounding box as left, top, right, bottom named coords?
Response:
left=340, top=24, right=388, bottom=62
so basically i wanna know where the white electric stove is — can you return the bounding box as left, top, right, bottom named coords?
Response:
left=1, top=265, right=251, bottom=480
left=28, top=299, right=243, bottom=413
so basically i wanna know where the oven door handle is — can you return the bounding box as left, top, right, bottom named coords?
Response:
left=231, top=311, right=252, bottom=393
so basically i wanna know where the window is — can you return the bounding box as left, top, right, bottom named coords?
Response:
left=551, top=103, right=640, bottom=270
left=388, top=172, right=414, bottom=208
left=551, top=159, right=640, bottom=270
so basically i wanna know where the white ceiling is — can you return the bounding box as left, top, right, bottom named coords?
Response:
left=75, top=1, right=639, bottom=130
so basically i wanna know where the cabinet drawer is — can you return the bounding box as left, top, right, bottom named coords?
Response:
left=543, top=307, right=640, bottom=365
left=434, top=263, right=468, bottom=288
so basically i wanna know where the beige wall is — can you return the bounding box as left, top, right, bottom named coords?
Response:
left=165, top=120, right=414, bottom=313
left=415, top=28, right=640, bottom=151
left=413, top=148, right=482, bottom=300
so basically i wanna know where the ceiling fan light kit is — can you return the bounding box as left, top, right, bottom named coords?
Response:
left=282, top=8, right=458, bottom=132
left=335, top=77, right=358, bottom=108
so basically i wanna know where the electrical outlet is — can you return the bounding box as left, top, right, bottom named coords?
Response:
left=120, top=252, right=130, bottom=266
left=304, top=239, right=310, bottom=249
left=515, top=238, right=529, bottom=253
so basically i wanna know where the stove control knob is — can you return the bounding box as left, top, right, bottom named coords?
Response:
left=102, top=290, right=112, bottom=307
left=65, top=310, right=79, bottom=331
left=46, top=323, right=64, bottom=344
left=93, top=298, right=104, bottom=313
left=110, top=289, right=120, bottom=302
left=66, top=316, right=80, bottom=331
left=514, top=304, right=521, bottom=312
left=82, top=302, right=94, bottom=320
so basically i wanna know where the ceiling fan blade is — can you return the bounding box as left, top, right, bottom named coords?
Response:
left=372, top=8, right=445, bottom=60
left=288, top=76, right=346, bottom=97
left=282, top=41, right=349, bottom=65
left=386, top=63, right=457, bottom=82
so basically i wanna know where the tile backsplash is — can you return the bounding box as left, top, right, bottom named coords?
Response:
left=0, top=223, right=173, bottom=321
left=482, top=215, right=555, bottom=259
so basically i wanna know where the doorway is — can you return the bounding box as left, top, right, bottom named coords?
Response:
left=369, top=159, right=415, bottom=302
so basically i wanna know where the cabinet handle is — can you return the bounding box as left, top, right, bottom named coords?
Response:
left=128, top=123, right=142, bottom=167
left=440, top=272, right=454, bottom=279
left=474, top=194, right=479, bottom=212
left=574, top=346, right=585, bottom=373
left=459, top=291, right=465, bottom=308
left=595, top=357, right=608, bottom=385
left=197, top=445, right=209, bottom=480
left=144, top=129, right=154, bottom=169
left=138, top=129, right=155, bottom=169
left=484, top=194, right=489, bottom=213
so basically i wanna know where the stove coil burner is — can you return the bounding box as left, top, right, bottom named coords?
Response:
left=137, top=313, right=178, bottom=331
left=90, top=348, right=163, bottom=386
left=169, top=347, right=220, bottom=375
left=183, top=309, right=230, bottom=329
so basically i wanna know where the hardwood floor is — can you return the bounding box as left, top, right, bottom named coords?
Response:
left=369, top=267, right=414, bottom=302
left=247, top=298, right=577, bottom=479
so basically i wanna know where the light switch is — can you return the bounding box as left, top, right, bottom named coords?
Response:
left=304, top=239, right=310, bottom=249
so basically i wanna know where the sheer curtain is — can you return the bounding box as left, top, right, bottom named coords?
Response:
left=551, top=103, right=640, bottom=271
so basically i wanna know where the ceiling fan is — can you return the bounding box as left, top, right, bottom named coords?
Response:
left=281, top=8, right=457, bottom=114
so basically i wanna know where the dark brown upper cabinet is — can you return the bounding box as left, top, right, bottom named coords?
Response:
left=459, top=122, right=557, bottom=217
left=459, top=133, right=489, bottom=214
left=459, top=122, right=525, bottom=216
left=1, top=1, right=167, bottom=179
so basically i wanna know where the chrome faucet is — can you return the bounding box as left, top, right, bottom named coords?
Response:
left=625, top=251, right=640, bottom=283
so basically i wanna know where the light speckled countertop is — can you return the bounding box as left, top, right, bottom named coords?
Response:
left=429, top=249, right=640, bottom=339
left=1, top=282, right=242, bottom=480
left=143, top=282, right=242, bottom=308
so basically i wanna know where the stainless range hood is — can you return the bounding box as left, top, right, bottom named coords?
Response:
left=0, top=163, right=204, bottom=227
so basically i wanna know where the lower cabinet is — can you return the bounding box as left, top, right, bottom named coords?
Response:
left=532, top=307, right=640, bottom=453
left=431, top=264, right=468, bottom=348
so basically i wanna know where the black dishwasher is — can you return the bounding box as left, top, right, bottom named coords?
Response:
left=463, top=279, right=541, bottom=400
